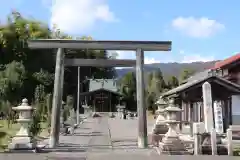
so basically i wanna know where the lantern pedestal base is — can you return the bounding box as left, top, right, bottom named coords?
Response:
left=152, top=123, right=168, bottom=134
left=8, top=136, right=36, bottom=151
left=159, top=136, right=190, bottom=155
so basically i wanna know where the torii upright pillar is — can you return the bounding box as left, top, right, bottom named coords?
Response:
left=136, top=48, right=148, bottom=148
left=49, top=48, right=65, bottom=148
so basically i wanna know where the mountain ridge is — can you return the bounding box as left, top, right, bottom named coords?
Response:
left=116, top=61, right=218, bottom=80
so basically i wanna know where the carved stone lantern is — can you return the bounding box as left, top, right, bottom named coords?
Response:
left=151, top=97, right=169, bottom=147
left=159, top=98, right=188, bottom=155
left=152, top=97, right=168, bottom=135
left=60, top=101, right=66, bottom=128
left=116, top=104, right=125, bottom=119
left=8, top=98, right=36, bottom=151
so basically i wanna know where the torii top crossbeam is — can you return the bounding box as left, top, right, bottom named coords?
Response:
left=28, top=39, right=172, bottom=51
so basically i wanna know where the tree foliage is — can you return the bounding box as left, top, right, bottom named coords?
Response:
left=145, top=69, right=166, bottom=111
left=180, top=68, right=196, bottom=83
left=119, top=72, right=137, bottom=111
left=167, top=76, right=179, bottom=89
left=0, top=11, right=116, bottom=128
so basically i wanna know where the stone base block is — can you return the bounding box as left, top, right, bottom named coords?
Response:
left=159, top=136, right=190, bottom=155
left=152, top=124, right=168, bottom=135
left=8, top=136, right=36, bottom=151
left=149, top=133, right=164, bottom=147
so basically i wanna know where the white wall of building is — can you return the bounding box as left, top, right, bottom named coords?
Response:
left=231, top=95, right=240, bottom=124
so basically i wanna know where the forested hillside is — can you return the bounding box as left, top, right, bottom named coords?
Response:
left=116, top=61, right=217, bottom=80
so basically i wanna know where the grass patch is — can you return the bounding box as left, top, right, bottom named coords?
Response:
left=0, top=120, right=20, bottom=151
left=0, top=120, right=49, bottom=152
left=234, top=148, right=240, bottom=156
left=35, top=122, right=49, bottom=141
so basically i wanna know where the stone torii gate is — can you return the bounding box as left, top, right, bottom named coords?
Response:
left=28, top=39, right=172, bottom=149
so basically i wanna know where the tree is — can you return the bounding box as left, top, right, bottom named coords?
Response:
left=0, top=11, right=116, bottom=115
left=0, top=61, right=26, bottom=103
left=147, top=72, right=153, bottom=87
left=150, top=69, right=166, bottom=96
left=0, top=11, right=54, bottom=102
left=119, top=72, right=137, bottom=111
left=146, top=92, right=156, bottom=112
left=146, top=69, right=166, bottom=112
left=180, top=68, right=195, bottom=83
left=167, top=76, right=179, bottom=89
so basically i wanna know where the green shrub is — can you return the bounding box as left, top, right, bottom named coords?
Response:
left=29, top=108, right=42, bottom=137
left=234, top=148, right=240, bottom=156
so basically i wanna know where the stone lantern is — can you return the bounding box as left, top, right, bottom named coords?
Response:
left=8, top=98, right=36, bottom=151
left=60, top=101, right=66, bottom=128
left=152, top=97, right=168, bottom=135
left=116, top=103, right=126, bottom=119
left=159, top=98, right=188, bottom=155
left=82, top=99, right=91, bottom=114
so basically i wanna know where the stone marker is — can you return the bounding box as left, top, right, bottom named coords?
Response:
left=213, top=101, right=224, bottom=134
left=193, top=122, right=204, bottom=155
left=8, top=99, right=36, bottom=151
left=226, top=128, right=233, bottom=156
left=202, top=82, right=214, bottom=133
left=210, top=128, right=217, bottom=155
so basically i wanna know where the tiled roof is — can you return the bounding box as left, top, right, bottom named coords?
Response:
left=213, top=53, right=240, bottom=69
left=184, top=53, right=240, bottom=83
left=183, top=69, right=212, bottom=83
left=79, top=88, right=122, bottom=96
left=161, top=75, right=240, bottom=97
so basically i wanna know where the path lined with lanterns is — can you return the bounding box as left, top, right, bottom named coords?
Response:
left=4, top=99, right=231, bottom=159
left=43, top=115, right=158, bottom=156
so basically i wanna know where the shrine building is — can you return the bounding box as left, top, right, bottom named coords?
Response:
left=79, top=79, right=123, bottom=112
left=161, top=53, right=240, bottom=133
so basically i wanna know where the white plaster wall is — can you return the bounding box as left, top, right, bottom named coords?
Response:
left=231, top=95, right=240, bottom=124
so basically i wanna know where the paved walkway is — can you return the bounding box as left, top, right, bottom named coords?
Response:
left=2, top=116, right=235, bottom=159
left=44, top=116, right=158, bottom=158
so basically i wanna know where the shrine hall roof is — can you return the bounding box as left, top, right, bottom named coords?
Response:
left=79, top=88, right=122, bottom=96
left=161, top=75, right=240, bottom=98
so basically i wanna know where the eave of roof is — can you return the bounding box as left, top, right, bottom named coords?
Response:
left=79, top=88, right=122, bottom=96
left=213, top=53, right=240, bottom=69
left=183, top=69, right=211, bottom=84
left=161, top=75, right=240, bottom=97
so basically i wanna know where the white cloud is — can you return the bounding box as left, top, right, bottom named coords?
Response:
left=145, top=57, right=160, bottom=64
left=179, top=50, right=215, bottom=63
left=181, top=54, right=215, bottom=63
left=46, top=0, right=118, bottom=34
left=172, top=17, right=225, bottom=38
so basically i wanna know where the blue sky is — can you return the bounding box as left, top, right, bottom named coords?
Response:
left=1, top=0, right=240, bottom=64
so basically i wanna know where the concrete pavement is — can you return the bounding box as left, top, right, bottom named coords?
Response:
left=2, top=116, right=236, bottom=159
